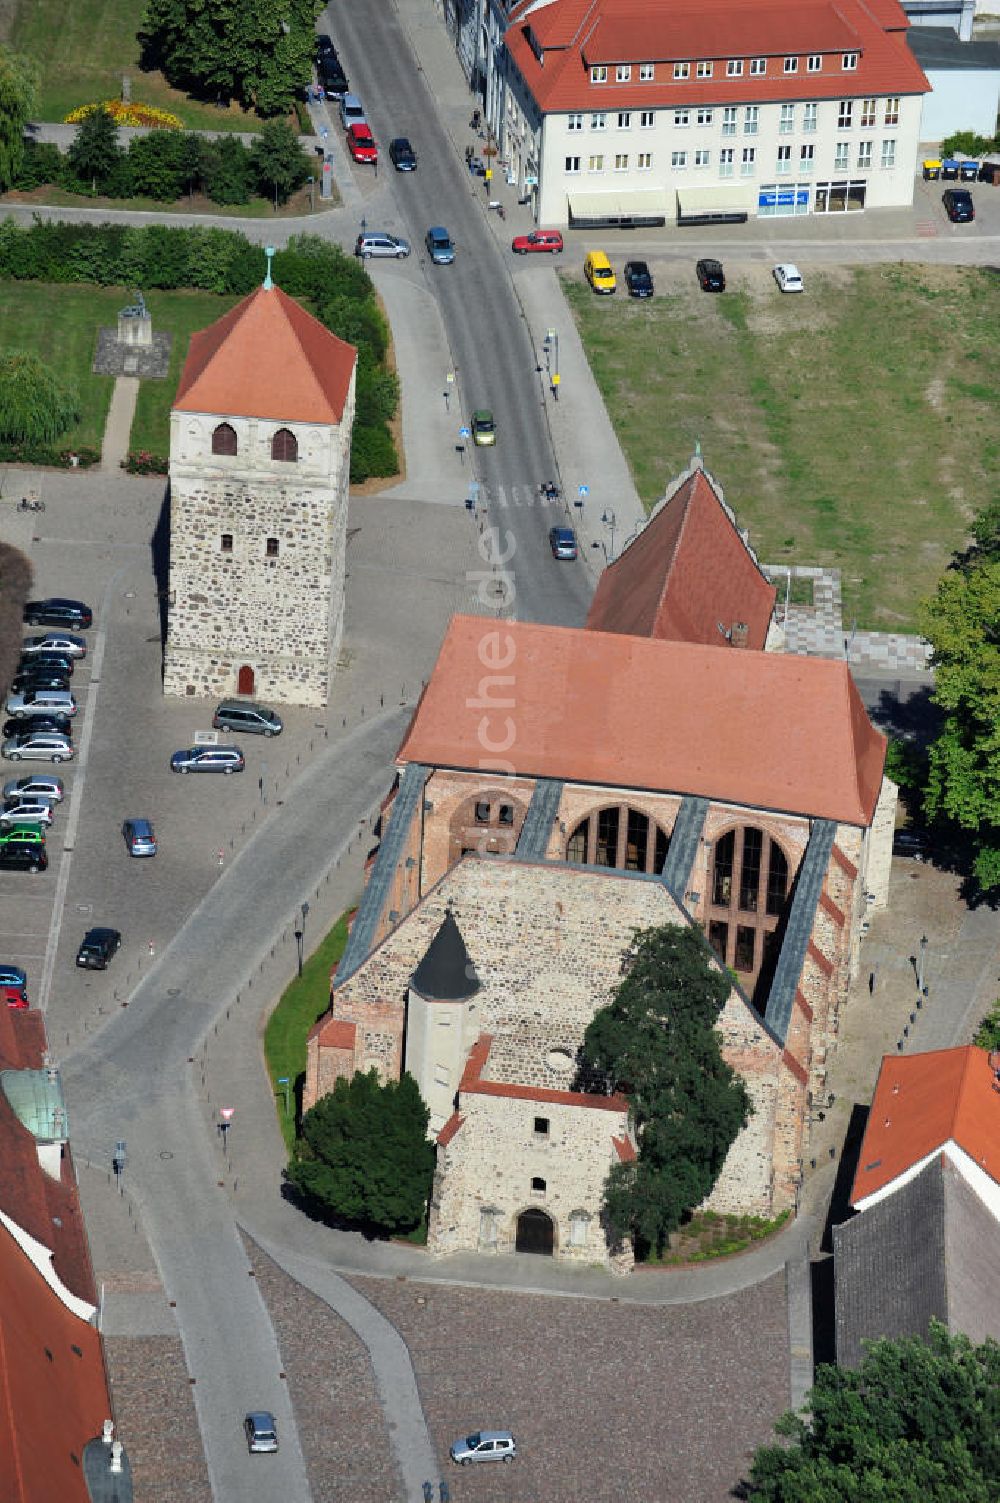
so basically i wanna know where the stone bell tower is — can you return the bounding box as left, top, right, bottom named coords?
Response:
left=163, top=255, right=357, bottom=706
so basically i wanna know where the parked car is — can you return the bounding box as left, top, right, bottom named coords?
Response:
left=17, top=650, right=73, bottom=676
left=511, top=229, right=563, bottom=254
left=23, top=598, right=92, bottom=629
left=6, top=689, right=77, bottom=719
left=0, top=799, right=55, bottom=827
left=2, top=983, right=28, bottom=1009
left=0, top=824, right=45, bottom=848
left=0, top=964, right=28, bottom=989
left=0, top=842, right=47, bottom=873
left=318, top=53, right=348, bottom=98
left=76, top=927, right=122, bottom=970
left=122, top=818, right=157, bottom=857
left=584, top=250, right=616, bottom=295
left=338, top=92, right=365, bottom=130
left=696, top=257, right=726, bottom=292
left=315, top=32, right=336, bottom=57
left=548, top=526, right=578, bottom=560
left=213, top=701, right=283, bottom=737
left=3, top=715, right=72, bottom=741
left=3, top=775, right=63, bottom=803
left=10, top=668, right=72, bottom=694
left=892, top=828, right=930, bottom=862
left=347, top=122, right=378, bottom=163
left=355, top=232, right=410, bottom=260
left=170, top=746, right=245, bottom=775
left=471, top=409, right=496, bottom=447
left=624, top=259, right=654, bottom=298
left=773, top=263, right=804, bottom=293
left=389, top=137, right=417, bottom=171
left=245, top=1412, right=279, bottom=1454
left=21, top=632, right=87, bottom=659
left=2, top=731, right=73, bottom=763
left=450, top=1431, right=517, bottom=1466
left=942, top=188, right=974, bottom=223
left=425, top=226, right=455, bottom=265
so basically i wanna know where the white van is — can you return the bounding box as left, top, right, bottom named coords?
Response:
left=339, top=93, right=365, bottom=130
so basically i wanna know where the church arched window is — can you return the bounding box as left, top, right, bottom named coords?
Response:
left=271, top=428, right=298, bottom=463
left=211, top=422, right=237, bottom=456
left=705, top=825, right=791, bottom=994
left=565, top=805, right=670, bottom=875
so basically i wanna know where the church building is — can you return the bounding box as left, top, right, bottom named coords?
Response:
left=163, top=271, right=356, bottom=706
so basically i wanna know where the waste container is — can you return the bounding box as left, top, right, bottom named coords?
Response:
left=959, top=161, right=979, bottom=182
left=922, top=159, right=941, bottom=180
left=940, top=159, right=959, bottom=181
left=977, top=161, right=1000, bottom=185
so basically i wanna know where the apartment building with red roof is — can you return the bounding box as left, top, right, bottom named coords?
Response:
left=461, top=0, right=928, bottom=225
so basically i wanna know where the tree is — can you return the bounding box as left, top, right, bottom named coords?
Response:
left=67, top=107, right=123, bottom=194
left=0, top=46, right=38, bottom=192
left=288, top=1070, right=434, bottom=1234
left=0, top=351, right=80, bottom=443
left=919, top=512, right=1000, bottom=889
left=939, top=130, right=995, bottom=160
left=249, top=119, right=309, bottom=207
left=140, top=0, right=322, bottom=116
left=746, top=1324, right=1000, bottom=1501
left=579, top=924, right=751, bottom=1254
left=973, top=1000, right=1000, bottom=1051
left=126, top=129, right=195, bottom=201
left=198, top=135, right=254, bottom=205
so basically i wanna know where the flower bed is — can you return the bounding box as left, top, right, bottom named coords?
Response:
left=64, top=101, right=183, bottom=129
left=123, top=449, right=169, bottom=476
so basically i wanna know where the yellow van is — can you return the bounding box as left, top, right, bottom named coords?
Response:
left=584, top=250, right=616, bottom=295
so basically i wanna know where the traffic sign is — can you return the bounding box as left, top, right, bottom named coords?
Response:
left=459, top=425, right=471, bottom=439
left=578, top=484, right=589, bottom=498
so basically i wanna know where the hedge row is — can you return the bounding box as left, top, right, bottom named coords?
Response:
left=0, top=441, right=100, bottom=468
left=0, top=222, right=398, bottom=482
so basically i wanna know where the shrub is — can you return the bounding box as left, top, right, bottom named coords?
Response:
left=199, top=135, right=255, bottom=205
left=12, top=141, right=65, bottom=190
left=350, top=425, right=398, bottom=484
left=126, top=129, right=191, bottom=201
left=0, top=350, right=80, bottom=443
left=123, top=449, right=169, bottom=475
left=0, top=441, right=99, bottom=467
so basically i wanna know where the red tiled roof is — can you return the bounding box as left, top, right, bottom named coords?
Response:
left=397, top=616, right=886, bottom=826
left=0, top=1219, right=110, bottom=1503
left=851, top=1047, right=1000, bottom=1206
left=505, top=0, right=928, bottom=112
left=585, top=469, right=776, bottom=649
left=173, top=284, right=356, bottom=424
left=310, top=1017, right=357, bottom=1050
left=460, top=1034, right=630, bottom=1111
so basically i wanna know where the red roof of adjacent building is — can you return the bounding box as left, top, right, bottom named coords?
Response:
left=585, top=468, right=776, bottom=649
left=397, top=616, right=886, bottom=826
left=309, top=1017, right=357, bottom=1050
left=850, top=1047, right=1000, bottom=1206
left=173, top=284, right=356, bottom=424
left=505, top=0, right=928, bottom=113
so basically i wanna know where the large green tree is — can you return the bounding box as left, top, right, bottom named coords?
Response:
left=67, top=107, right=124, bottom=194
left=580, top=924, right=751, bottom=1254
left=140, top=0, right=322, bottom=116
left=249, top=120, right=310, bottom=206
left=919, top=500, right=1000, bottom=890
left=0, top=351, right=80, bottom=444
left=747, top=1324, right=1000, bottom=1501
left=288, top=1070, right=434, bottom=1234
left=0, top=46, right=38, bottom=192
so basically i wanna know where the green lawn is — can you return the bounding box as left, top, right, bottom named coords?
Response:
left=0, top=281, right=117, bottom=451
left=10, top=0, right=263, bottom=131
left=128, top=288, right=241, bottom=457
left=264, top=912, right=352, bottom=1153
left=564, top=262, right=1000, bottom=632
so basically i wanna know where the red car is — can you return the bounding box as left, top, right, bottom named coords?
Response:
left=2, top=984, right=28, bottom=1010
left=347, top=123, right=378, bottom=164
left=511, top=229, right=564, bottom=255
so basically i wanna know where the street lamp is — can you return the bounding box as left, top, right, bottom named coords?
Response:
left=601, top=508, right=618, bottom=561
left=916, top=934, right=928, bottom=996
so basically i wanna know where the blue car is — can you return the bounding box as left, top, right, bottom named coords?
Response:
left=425, top=226, right=455, bottom=265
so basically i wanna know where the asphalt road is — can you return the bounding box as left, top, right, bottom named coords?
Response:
left=328, top=0, right=593, bottom=630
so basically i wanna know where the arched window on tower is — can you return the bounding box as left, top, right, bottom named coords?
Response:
left=271, top=428, right=298, bottom=463
left=212, top=422, right=237, bottom=456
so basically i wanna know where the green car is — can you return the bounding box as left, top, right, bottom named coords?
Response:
left=472, top=409, right=496, bottom=447
left=0, top=823, right=44, bottom=847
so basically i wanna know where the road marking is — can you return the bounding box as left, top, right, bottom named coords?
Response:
left=37, top=572, right=123, bottom=1013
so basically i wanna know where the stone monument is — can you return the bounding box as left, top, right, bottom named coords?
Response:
left=93, top=290, right=171, bottom=379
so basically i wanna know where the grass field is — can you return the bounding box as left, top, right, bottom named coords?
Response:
left=0, top=281, right=118, bottom=451
left=9, top=0, right=263, bottom=131
left=129, top=288, right=240, bottom=456
left=564, top=262, right=999, bottom=632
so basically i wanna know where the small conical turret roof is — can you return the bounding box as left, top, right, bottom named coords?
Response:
left=410, top=908, right=480, bottom=1001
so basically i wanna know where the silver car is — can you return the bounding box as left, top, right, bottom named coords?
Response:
left=0, top=798, right=54, bottom=827
left=3, top=774, right=64, bottom=802
left=170, top=746, right=245, bottom=775
left=355, top=231, right=410, bottom=259
left=450, top=1430, right=517, bottom=1465
left=3, top=732, right=74, bottom=763
left=244, top=1412, right=278, bottom=1454
left=6, top=688, right=77, bottom=719
left=21, top=632, right=87, bottom=659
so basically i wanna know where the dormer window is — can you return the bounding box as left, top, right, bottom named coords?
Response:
left=726, top=59, right=743, bottom=77
left=842, top=51, right=858, bottom=69
left=212, top=422, right=237, bottom=456
left=591, top=64, right=607, bottom=83
left=673, top=62, right=689, bottom=79
left=616, top=64, right=631, bottom=81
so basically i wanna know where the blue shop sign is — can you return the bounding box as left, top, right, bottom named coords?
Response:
left=759, top=186, right=809, bottom=207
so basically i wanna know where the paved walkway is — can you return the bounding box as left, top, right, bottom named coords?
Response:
left=766, top=562, right=933, bottom=673
left=100, top=376, right=139, bottom=472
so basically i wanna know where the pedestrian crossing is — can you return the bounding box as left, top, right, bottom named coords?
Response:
left=465, top=481, right=569, bottom=515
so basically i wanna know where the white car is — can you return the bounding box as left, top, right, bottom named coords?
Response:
left=773, top=263, right=804, bottom=293
left=3, top=775, right=64, bottom=803
left=5, top=689, right=77, bottom=718
left=0, top=798, right=54, bottom=827
left=2, top=732, right=73, bottom=763
left=21, top=632, right=87, bottom=659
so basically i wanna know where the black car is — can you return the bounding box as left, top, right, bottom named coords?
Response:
left=696, top=257, right=726, bottom=292
left=76, top=927, right=122, bottom=969
left=3, top=715, right=72, bottom=741
left=17, top=651, right=74, bottom=677
left=389, top=137, right=417, bottom=172
left=892, top=828, right=930, bottom=862
left=623, top=260, right=654, bottom=298
left=318, top=53, right=348, bottom=98
left=315, top=32, right=336, bottom=57
left=11, top=668, right=71, bottom=694
left=0, top=842, right=47, bottom=873
left=23, top=598, right=93, bottom=629
left=942, top=189, right=974, bottom=223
